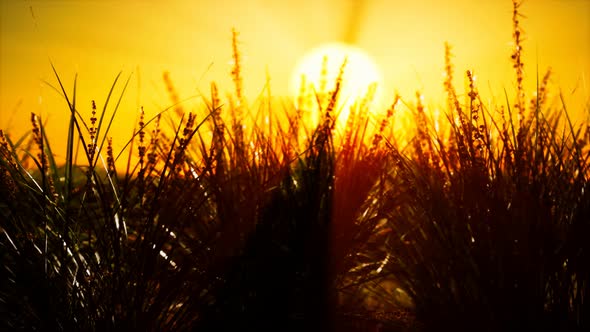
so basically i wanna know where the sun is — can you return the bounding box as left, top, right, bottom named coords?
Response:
left=291, top=43, right=383, bottom=131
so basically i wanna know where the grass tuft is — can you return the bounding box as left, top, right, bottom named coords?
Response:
left=1, top=3, right=588, bottom=331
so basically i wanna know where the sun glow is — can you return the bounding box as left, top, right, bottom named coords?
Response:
left=290, top=43, right=383, bottom=130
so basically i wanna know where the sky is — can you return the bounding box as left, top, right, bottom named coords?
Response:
left=1, top=0, right=589, bottom=159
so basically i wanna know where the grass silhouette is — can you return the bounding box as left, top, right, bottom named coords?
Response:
left=1, top=1, right=588, bottom=331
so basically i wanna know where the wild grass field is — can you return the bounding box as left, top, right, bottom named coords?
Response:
left=1, top=1, right=588, bottom=331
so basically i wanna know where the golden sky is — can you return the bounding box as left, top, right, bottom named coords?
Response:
left=1, top=0, right=589, bottom=157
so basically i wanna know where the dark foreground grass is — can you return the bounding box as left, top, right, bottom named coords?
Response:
left=1, top=1, right=589, bottom=331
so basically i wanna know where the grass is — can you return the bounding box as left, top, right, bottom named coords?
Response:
left=1, top=1, right=588, bottom=331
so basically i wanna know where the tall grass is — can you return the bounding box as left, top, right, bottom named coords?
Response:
left=1, top=1, right=588, bottom=331
left=354, top=2, right=589, bottom=330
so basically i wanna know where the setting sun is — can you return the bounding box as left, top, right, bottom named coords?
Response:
left=0, top=1, right=589, bottom=330
left=291, top=43, right=383, bottom=130
left=1, top=0, right=588, bottom=153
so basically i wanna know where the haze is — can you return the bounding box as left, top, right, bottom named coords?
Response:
left=1, top=0, right=588, bottom=157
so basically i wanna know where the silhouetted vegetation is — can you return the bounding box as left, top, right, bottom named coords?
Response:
left=1, top=1, right=588, bottom=331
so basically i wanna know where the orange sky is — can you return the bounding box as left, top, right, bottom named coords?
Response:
left=1, top=0, right=589, bottom=158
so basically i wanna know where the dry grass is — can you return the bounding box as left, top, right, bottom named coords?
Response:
left=1, top=1, right=588, bottom=331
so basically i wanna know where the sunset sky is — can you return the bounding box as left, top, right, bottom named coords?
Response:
left=1, top=0, right=589, bottom=157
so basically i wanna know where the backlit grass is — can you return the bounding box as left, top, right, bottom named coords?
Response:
left=1, top=1, right=588, bottom=331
